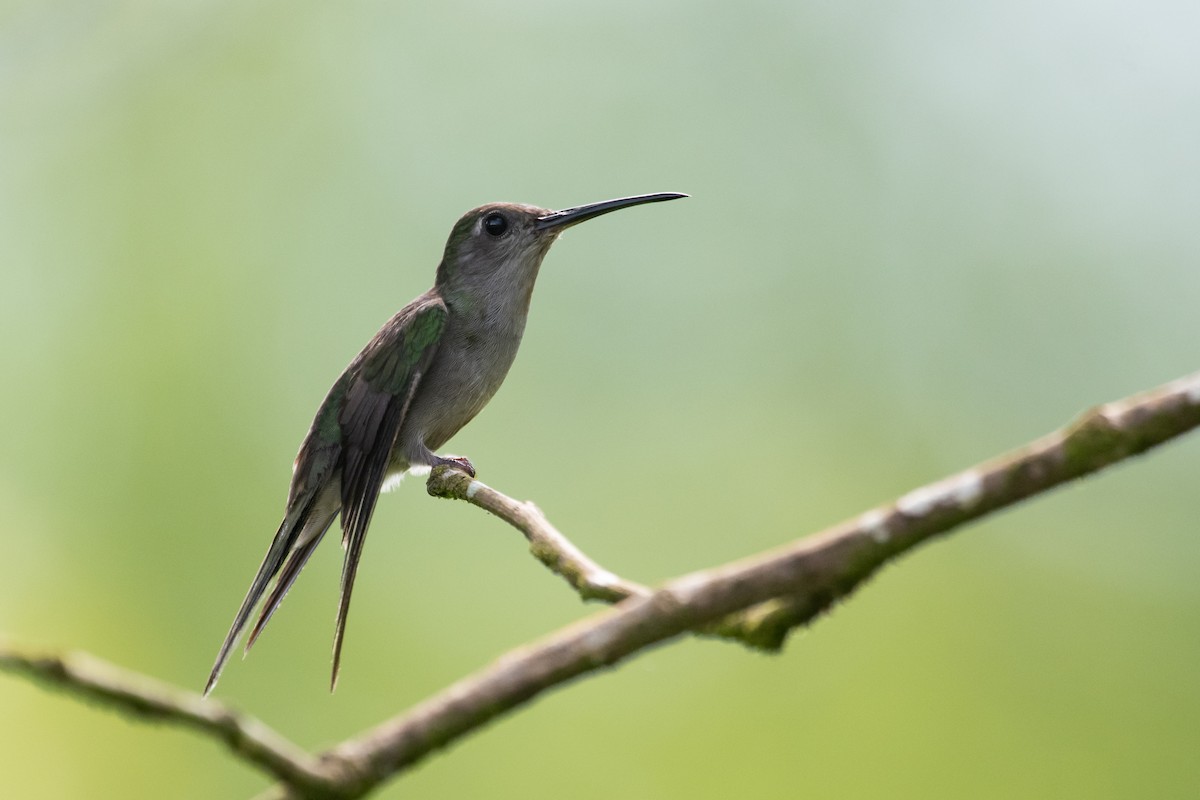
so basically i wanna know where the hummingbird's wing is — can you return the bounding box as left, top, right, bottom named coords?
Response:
left=205, top=295, right=446, bottom=695
left=330, top=296, right=448, bottom=689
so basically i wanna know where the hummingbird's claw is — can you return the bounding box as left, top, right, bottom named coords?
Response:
left=435, top=455, right=476, bottom=477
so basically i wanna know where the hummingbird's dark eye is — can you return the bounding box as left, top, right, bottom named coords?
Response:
left=482, top=212, right=508, bottom=237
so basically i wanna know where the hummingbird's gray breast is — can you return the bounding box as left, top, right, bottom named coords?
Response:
left=393, top=309, right=527, bottom=467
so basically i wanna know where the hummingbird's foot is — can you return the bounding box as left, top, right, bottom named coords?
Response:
left=433, top=455, right=476, bottom=477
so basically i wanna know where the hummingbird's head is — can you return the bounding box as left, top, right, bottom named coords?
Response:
left=436, top=202, right=558, bottom=301
left=434, top=194, right=687, bottom=311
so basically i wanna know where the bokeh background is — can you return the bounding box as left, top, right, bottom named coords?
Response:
left=3, top=1, right=1199, bottom=797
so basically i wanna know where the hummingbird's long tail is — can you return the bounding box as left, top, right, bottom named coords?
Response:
left=330, top=519, right=369, bottom=692
left=245, top=526, right=327, bottom=650
left=204, top=490, right=338, bottom=695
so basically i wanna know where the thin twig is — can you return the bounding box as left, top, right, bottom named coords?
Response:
left=426, top=471, right=651, bottom=602
left=423, top=468, right=835, bottom=649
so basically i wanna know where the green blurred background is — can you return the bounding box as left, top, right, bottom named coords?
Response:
left=3, top=1, right=1199, bottom=797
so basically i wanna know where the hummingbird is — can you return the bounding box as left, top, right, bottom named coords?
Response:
left=205, top=192, right=686, bottom=694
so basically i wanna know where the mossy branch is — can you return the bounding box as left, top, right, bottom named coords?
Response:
left=4, top=370, right=1199, bottom=800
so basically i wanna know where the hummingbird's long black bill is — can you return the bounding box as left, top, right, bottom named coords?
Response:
left=535, top=192, right=688, bottom=231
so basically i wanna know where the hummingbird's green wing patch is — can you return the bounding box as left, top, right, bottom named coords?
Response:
left=331, top=295, right=447, bottom=687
